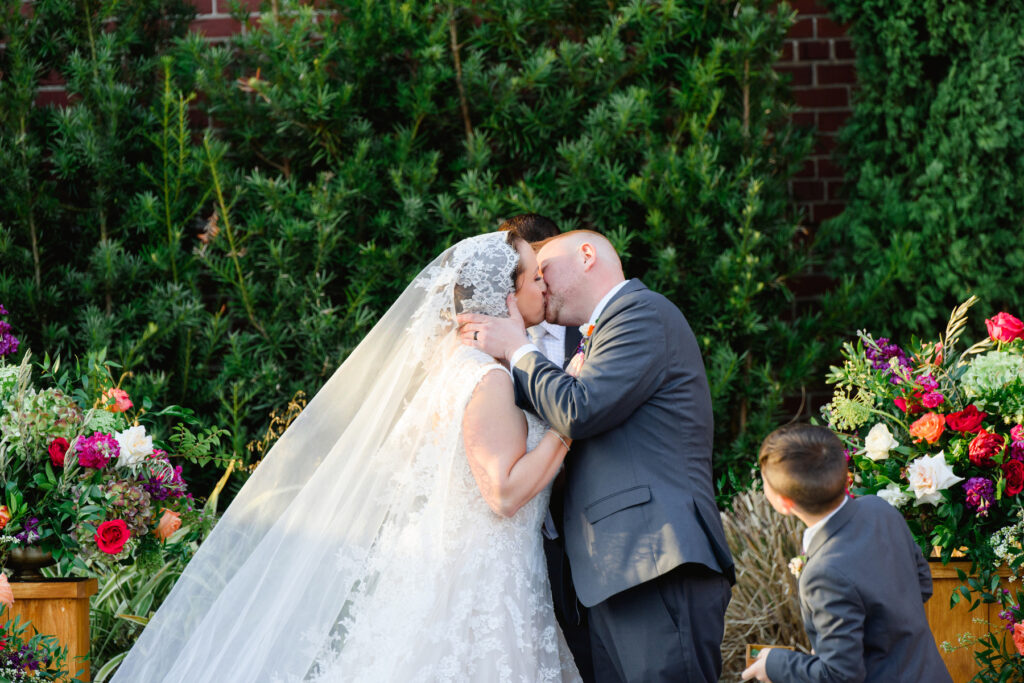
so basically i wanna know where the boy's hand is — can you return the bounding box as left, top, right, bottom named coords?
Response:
left=740, top=649, right=774, bottom=682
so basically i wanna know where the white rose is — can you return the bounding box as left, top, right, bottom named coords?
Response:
left=876, top=483, right=910, bottom=508
left=115, top=425, right=153, bottom=469
left=907, top=451, right=963, bottom=506
left=864, top=423, right=899, bottom=462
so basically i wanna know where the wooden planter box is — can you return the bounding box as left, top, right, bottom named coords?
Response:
left=4, top=579, right=98, bottom=681
left=926, top=562, right=1012, bottom=683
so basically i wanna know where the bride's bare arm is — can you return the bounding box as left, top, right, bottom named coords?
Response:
left=462, top=369, right=572, bottom=518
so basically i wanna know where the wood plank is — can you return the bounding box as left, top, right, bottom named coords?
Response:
left=927, top=562, right=1013, bottom=683
left=3, top=579, right=98, bottom=680
left=10, top=579, right=98, bottom=600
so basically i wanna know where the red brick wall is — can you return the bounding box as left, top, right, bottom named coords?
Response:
left=776, top=0, right=855, bottom=229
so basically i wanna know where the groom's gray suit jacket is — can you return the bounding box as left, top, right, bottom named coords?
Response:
left=513, top=279, right=735, bottom=607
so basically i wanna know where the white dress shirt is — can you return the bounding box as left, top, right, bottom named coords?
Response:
left=527, top=322, right=567, bottom=368
left=802, top=495, right=848, bottom=554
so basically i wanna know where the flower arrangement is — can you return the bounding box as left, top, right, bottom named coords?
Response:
left=0, top=317, right=224, bottom=578
left=822, top=297, right=1024, bottom=672
left=0, top=606, right=74, bottom=681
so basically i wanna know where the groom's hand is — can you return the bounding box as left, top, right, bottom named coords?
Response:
left=457, top=294, right=531, bottom=363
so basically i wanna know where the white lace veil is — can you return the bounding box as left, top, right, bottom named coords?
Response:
left=112, top=232, right=519, bottom=682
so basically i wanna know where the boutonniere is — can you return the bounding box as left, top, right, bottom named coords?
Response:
left=788, top=554, right=807, bottom=578
left=573, top=322, right=597, bottom=358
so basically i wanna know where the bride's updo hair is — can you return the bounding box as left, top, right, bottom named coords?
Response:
left=450, top=232, right=522, bottom=317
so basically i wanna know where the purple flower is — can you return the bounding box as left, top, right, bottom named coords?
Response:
left=15, top=516, right=40, bottom=544
left=1011, top=441, right=1024, bottom=463
left=963, top=477, right=995, bottom=517
left=865, top=337, right=912, bottom=382
left=74, top=432, right=119, bottom=468
left=0, top=309, right=18, bottom=358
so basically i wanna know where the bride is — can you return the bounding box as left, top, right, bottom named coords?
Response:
left=112, top=231, right=583, bottom=682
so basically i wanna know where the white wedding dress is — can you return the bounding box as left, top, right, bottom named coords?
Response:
left=303, top=348, right=581, bottom=682
left=112, top=232, right=581, bottom=683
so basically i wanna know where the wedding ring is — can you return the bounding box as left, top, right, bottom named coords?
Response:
left=473, top=331, right=479, bottom=341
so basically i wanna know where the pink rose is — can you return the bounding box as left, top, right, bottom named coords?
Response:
left=985, top=312, right=1024, bottom=343
left=1012, top=424, right=1024, bottom=442
left=0, top=574, right=13, bottom=609
left=102, top=388, right=133, bottom=413
left=0, top=506, right=10, bottom=531
left=154, top=509, right=182, bottom=542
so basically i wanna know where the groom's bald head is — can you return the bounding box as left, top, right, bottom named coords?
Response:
left=536, top=230, right=625, bottom=327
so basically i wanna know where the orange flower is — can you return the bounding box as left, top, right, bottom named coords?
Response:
left=0, top=506, right=10, bottom=531
left=909, top=412, right=945, bottom=445
left=0, top=574, right=14, bottom=609
left=102, top=388, right=133, bottom=413
left=1014, top=623, right=1024, bottom=657
left=154, top=509, right=182, bottom=542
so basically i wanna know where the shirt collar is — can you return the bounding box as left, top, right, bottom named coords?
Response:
left=802, top=495, right=848, bottom=554
left=538, top=321, right=565, bottom=341
left=579, top=280, right=629, bottom=336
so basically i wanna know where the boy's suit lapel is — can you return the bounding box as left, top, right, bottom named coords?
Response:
left=805, top=497, right=858, bottom=559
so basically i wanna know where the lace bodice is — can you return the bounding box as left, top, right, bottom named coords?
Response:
left=294, top=346, right=578, bottom=682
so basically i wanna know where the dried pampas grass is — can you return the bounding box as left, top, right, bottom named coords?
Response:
left=719, top=488, right=812, bottom=679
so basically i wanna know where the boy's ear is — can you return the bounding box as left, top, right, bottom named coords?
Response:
left=777, top=494, right=797, bottom=515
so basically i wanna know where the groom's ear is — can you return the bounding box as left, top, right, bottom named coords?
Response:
left=580, top=243, right=598, bottom=272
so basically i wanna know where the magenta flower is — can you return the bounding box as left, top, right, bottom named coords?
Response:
left=1012, top=424, right=1024, bottom=443
left=75, top=432, right=120, bottom=469
left=921, top=392, right=945, bottom=408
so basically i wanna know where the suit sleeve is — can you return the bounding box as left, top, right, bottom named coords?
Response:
left=512, top=297, right=666, bottom=440
left=913, top=538, right=933, bottom=603
left=765, top=569, right=867, bottom=683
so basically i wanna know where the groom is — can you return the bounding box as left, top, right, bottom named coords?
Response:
left=459, top=230, right=735, bottom=682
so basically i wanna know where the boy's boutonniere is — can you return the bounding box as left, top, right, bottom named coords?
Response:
left=788, top=554, right=807, bottom=578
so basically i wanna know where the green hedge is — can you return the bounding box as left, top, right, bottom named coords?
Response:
left=823, top=0, right=1024, bottom=338
left=1, top=0, right=826, bottom=504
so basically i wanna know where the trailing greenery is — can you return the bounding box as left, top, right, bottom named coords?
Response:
left=823, top=0, right=1024, bottom=339
left=2, top=0, right=825, bottom=504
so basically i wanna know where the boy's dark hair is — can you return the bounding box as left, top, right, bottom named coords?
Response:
left=759, top=423, right=848, bottom=513
left=498, top=214, right=559, bottom=243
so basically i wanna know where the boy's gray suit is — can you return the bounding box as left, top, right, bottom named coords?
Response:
left=766, top=495, right=952, bottom=683
left=512, top=279, right=734, bottom=681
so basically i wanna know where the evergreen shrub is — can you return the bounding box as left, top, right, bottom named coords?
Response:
left=2, top=0, right=825, bottom=504
left=823, top=0, right=1024, bottom=339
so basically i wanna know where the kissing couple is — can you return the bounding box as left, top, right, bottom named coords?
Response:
left=113, top=216, right=736, bottom=683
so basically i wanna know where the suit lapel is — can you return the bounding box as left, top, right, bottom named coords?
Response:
left=806, top=497, right=858, bottom=559
left=585, top=279, right=646, bottom=358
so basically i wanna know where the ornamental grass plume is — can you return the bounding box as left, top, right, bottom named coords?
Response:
left=719, top=489, right=811, bottom=678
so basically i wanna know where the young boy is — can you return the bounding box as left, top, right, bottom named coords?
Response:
left=741, top=423, right=952, bottom=683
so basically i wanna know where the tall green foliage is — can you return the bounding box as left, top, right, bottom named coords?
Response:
left=823, top=0, right=1024, bottom=338
left=2, top=0, right=823, bottom=503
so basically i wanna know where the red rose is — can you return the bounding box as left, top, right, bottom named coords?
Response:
left=946, top=405, right=988, bottom=433
left=1004, top=459, right=1024, bottom=496
left=968, top=430, right=1005, bottom=468
left=986, top=312, right=1024, bottom=343
left=48, top=437, right=69, bottom=467
left=94, top=519, right=131, bottom=555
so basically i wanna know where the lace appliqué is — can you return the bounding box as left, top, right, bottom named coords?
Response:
left=408, top=232, right=519, bottom=344
left=299, top=347, right=580, bottom=683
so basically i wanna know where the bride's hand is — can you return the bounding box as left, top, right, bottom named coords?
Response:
left=458, top=294, right=530, bottom=363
